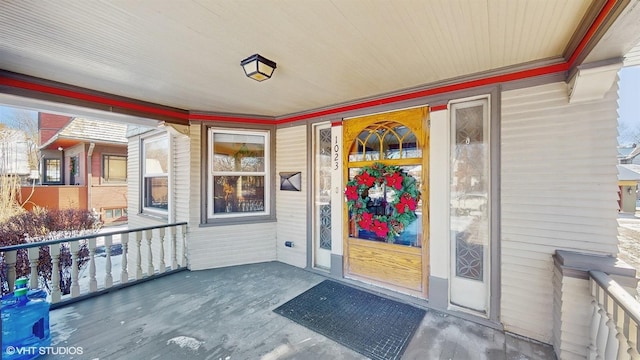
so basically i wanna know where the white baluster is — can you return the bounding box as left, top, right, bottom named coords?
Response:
left=614, top=307, right=630, bottom=360
left=27, top=247, right=39, bottom=289
left=617, top=332, right=631, bottom=360
left=5, top=250, right=17, bottom=291
left=69, top=242, right=80, bottom=297
left=88, top=237, right=97, bottom=292
left=588, top=296, right=601, bottom=360
left=181, top=224, right=187, bottom=267
left=121, top=233, right=129, bottom=284
left=104, top=235, right=113, bottom=288
left=596, top=298, right=610, bottom=360
left=604, top=304, right=619, bottom=359
left=159, top=227, right=166, bottom=272
left=146, top=230, right=154, bottom=276
left=50, top=244, right=61, bottom=303
left=170, top=226, right=177, bottom=270
left=135, top=231, right=143, bottom=280
left=628, top=322, right=640, bottom=359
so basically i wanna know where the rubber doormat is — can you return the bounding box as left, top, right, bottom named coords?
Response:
left=273, top=280, right=426, bottom=360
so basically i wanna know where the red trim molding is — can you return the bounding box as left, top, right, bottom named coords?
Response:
left=331, top=120, right=343, bottom=127
left=0, top=76, right=189, bottom=122
left=189, top=113, right=274, bottom=125
left=430, top=104, right=448, bottom=112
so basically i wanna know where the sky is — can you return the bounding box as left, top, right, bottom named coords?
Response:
left=0, top=105, right=37, bottom=128
left=618, top=65, right=640, bottom=145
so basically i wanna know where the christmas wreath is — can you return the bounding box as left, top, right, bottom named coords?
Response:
left=345, top=163, right=421, bottom=241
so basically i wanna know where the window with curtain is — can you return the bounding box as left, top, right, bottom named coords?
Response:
left=208, top=129, right=269, bottom=219
left=142, top=135, right=169, bottom=214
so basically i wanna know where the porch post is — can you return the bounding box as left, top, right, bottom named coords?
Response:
left=553, top=250, right=637, bottom=360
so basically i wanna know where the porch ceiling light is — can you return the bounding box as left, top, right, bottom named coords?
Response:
left=240, top=54, right=276, bottom=82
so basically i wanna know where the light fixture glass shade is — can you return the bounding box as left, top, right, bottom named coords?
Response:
left=240, top=54, right=276, bottom=82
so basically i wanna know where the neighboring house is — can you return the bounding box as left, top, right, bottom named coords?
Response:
left=5, top=1, right=640, bottom=359
left=0, top=128, right=31, bottom=178
left=618, top=164, right=640, bottom=212
left=618, top=144, right=640, bottom=164
left=29, top=113, right=129, bottom=225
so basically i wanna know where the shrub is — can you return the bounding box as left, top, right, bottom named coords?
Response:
left=0, top=208, right=101, bottom=295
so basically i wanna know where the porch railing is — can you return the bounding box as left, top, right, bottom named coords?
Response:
left=588, top=270, right=640, bottom=359
left=0, top=222, right=187, bottom=307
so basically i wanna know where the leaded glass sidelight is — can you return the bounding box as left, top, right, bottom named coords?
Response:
left=318, top=127, right=332, bottom=250
left=450, top=98, right=489, bottom=281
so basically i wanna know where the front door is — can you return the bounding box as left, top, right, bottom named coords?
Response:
left=343, top=107, right=429, bottom=297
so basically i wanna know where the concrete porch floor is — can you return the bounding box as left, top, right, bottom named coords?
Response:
left=42, top=262, right=556, bottom=359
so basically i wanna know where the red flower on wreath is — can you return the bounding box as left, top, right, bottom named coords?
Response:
left=372, top=219, right=389, bottom=238
left=395, top=194, right=417, bottom=214
left=356, top=171, right=376, bottom=187
left=358, top=212, right=374, bottom=231
left=345, top=185, right=359, bottom=201
left=385, top=172, right=403, bottom=190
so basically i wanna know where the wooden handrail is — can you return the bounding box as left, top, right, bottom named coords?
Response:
left=0, top=222, right=188, bottom=252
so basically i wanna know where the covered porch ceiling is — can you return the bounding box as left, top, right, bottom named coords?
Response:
left=1, top=0, right=640, bottom=123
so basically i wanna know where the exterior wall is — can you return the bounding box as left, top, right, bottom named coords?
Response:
left=619, top=182, right=637, bottom=213
left=552, top=267, right=592, bottom=360
left=275, top=125, right=308, bottom=268
left=90, top=144, right=128, bottom=224
left=64, top=143, right=85, bottom=185
left=20, top=186, right=87, bottom=211
left=187, top=123, right=276, bottom=270
left=428, top=110, right=450, bottom=280
left=500, top=81, right=619, bottom=342
left=38, top=113, right=70, bottom=144
left=127, top=132, right=142, bottom=228
left=127, top=124, right=277, bottom=272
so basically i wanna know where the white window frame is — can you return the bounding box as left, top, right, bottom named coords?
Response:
left=142, top=133, right=170, bottom=217
left=207, top=128, right=270, bottom=219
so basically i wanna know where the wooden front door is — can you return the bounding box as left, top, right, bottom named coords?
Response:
left=343, top=107, right=429, bottom=297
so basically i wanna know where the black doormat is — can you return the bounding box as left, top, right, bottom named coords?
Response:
left=273, top=280, right=426, bottom=360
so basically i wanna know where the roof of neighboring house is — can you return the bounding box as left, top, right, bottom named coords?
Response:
left=618, top=146, right=640, bottom=162
left=40, top=117, right=128, bottom=150
left=618, top=165, right=640, bottom=181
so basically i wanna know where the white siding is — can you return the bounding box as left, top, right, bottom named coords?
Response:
left=172, top=126, right=191, bottom=224
left=126, top=135, right=143, bottom=228
left=188, top=222, right=277, bottom=270
left=500, top=81, right=620, bottom=342
left=276, top=125, right=308, bottom=268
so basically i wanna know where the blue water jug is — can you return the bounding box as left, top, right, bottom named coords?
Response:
left=1, top=279, right=51, bottom=360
